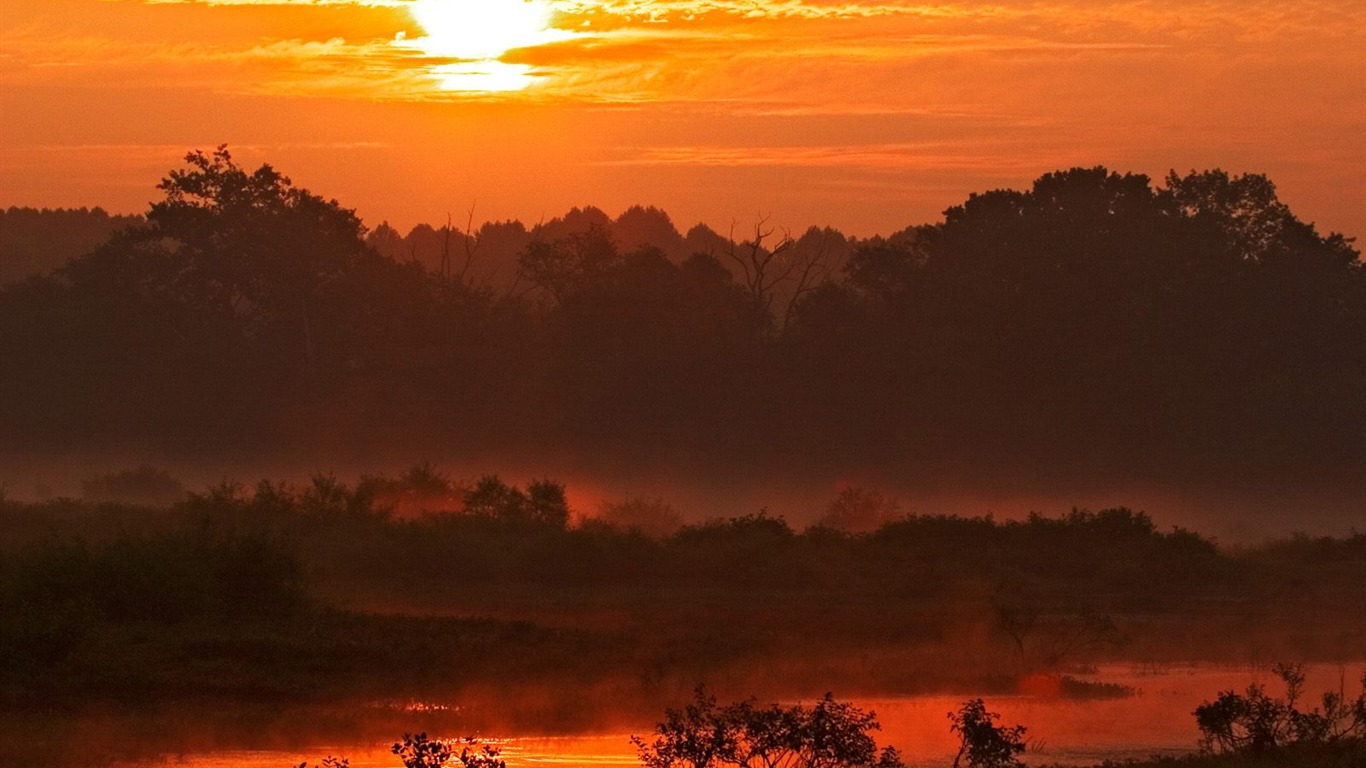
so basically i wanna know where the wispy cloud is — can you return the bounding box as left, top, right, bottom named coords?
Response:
left=602, top=141, right=1069, bottom=171
left=134, top=0, right=404, bottom=6
left=9, top=0, right=1361, bottom=103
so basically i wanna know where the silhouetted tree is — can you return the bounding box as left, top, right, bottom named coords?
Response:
left=948, top=699, right=1026, bottom=768
left=813, top=487, right=900, bottom=534
left=593, top=497, right=685, bottom=538
left=392, top=734, right=506, bottom=768
left=81, top=465, right=185, bottom=507
left=461, top=475, right=570, bottom=527
left=635, top=688, right=903, bottom=768
left=519, top=222, right=619, bottom=301
left=0, top=206, right=142, bottom=283
left=1195, top=663, right=1366, bottom=755
left=4, top=154, right=1364, bottom=485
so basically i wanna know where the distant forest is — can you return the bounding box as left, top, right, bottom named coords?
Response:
left=0, top=207, right=143, bottom=284
left=1, top=148, right=1362, bottom=486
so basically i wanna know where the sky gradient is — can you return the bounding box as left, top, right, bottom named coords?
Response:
left=2, top=0, right=1364, bottom=238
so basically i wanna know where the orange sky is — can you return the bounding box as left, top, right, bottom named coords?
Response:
left=2, top=0, right=1364, bottom=239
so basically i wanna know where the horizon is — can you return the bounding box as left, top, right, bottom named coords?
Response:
left=4, top=161, right=1362, bottom=246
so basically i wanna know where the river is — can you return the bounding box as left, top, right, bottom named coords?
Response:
left=93, top=662, right=1362, bottom=768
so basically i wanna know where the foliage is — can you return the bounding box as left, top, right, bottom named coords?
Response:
left=948, top=699, right=1027, bottom=768
left=358, top=463, right=464, bottom=515
left=1194, top=664, right=1366, bottom=755
left=297, top=757, right=349, bottom=768
left=393, top=734, right=506, bottom=768
left=462, top=476, right=571, bottom=528
left=7, top=156, right=1366, bottom=486
left=0, top=206, right=141, bottom=283
left=1, top=478, right=1365, bottom=718
left=675, top=512, right=795, bottom=544
left=0, top=526, right=302, bottom=625
left=592, top=497, right=684, bottom=538
left=812, top=487, right=900, bottom=534
left=393, top=733, right=454, bottom=768
left=634, top=688, right=904, bottom=768
left=80, top=465, right=186, bottom=506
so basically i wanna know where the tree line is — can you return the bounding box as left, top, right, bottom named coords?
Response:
left=1, top=148, right=1361, bottom=485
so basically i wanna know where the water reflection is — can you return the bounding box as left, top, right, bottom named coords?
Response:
left=78, top=663, right=1365, bottom=768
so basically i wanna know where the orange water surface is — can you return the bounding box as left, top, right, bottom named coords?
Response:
left=110, top=663, right=1364, bottom=768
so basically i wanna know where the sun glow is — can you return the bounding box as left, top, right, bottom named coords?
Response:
left=428, top=61, right=541, bottom=92
left=409, top=0, right=564, bottom=60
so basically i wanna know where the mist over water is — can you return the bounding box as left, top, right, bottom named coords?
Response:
left=51, top=664, right=1360, bottom=768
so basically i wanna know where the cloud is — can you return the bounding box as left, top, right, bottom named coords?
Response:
left=601, top=142, right=1069, bottom=171
left=8, top=0, right=1365, bottom=105
left=134, top=0, right=404, bottom=6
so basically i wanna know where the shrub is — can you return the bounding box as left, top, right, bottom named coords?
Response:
left=81, top=465, right=185, bottom=506
left=1194, top=663, right=1366, bottom=755
left=592, top=497, right=683, bottom=538
left=634, top=687, right=904, bottom=768
left=392, top=734, right=506, bottom=768
left=463, top=476, right=570, bottom=528
left=813, top=487, right=900, bottom=534
left=948, top=699, right=1027, bottom=768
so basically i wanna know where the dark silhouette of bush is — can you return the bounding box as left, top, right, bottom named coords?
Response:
left=462, top=475, right=570, bottom=528
left=81, top=465, right=186, bottom=506
left=0, top=524, right=302, bottom=626
left=812, top=487, right=900, bottom=534
left=591, top=497, right=685, bottom=538
left=634, top=687, right=903, bottom=768
left=0, top=206, right=141, bottom=283
left=358, top=463, right=464, bottom=516
left=948, top=699, right=1027, bottom=768
left=393, top=734, right=506, bottom=768
left=297, top=757, right=349, bottom=768
left=1194, top=663, right=1366, bottom=756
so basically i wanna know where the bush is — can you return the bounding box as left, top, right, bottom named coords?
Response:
left=0, top=526, right=302, bottom=625
left=463, top=476, right=570, bottom=528
left=392, top=734, right=506, bottom=768
left=634, top=687, right=904, bottom=768
left=81, top=465, right=185, bottom=506
left=813, top=487, right=900, bottom=534
left=1194, top=663, right=1366, bottom=755
left=948, top=699, right=1027, bottom=768
left=592, top=497, right=683, bottom=538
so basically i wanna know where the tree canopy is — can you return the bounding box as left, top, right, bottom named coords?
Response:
left=1, top=155, right=1361, bottom=485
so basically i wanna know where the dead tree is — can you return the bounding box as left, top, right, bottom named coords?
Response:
left=724, top=216, right=838, bottom=329
left=724, top=215, right=796, bottom=318
left=457, top=203, right=481, bottom=288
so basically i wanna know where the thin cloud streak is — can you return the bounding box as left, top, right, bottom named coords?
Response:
left=602, top=142, right=1068, bottom=171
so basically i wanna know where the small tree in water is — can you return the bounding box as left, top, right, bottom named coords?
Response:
left=634, top=688, right=904, bottom=768
left=297, top=758, right=348, bottom=768
left=947, top=699, right=1027, bottom=768
left=392, top=734, right=507, bottom=768
left=1194, top=663, right=1366, bottom=755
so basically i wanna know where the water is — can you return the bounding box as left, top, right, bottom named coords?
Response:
left=85, top=662, right=1365, bottom=768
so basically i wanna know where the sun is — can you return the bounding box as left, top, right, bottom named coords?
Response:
left=408, top=0, right=570, bottom=61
